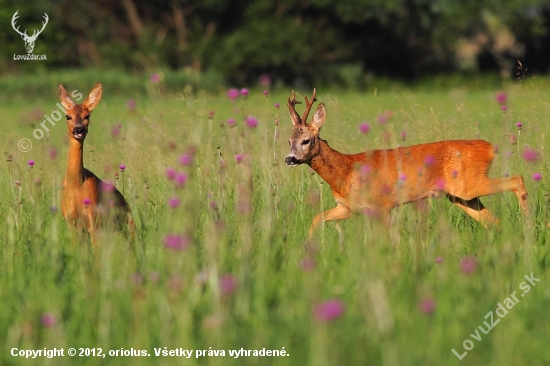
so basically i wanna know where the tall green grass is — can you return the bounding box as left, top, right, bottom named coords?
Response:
left=1, top=74, right=550, bottom=365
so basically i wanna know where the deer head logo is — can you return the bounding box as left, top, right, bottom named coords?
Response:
left=11, top=11, right=49, bottom=54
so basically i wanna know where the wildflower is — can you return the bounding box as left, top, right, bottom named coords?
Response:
left=358, top=122, right=370, bottom=134
left=424, top=156, right=435, bottom=167
left=400, top=131, right=407, bottom=141
left=119, top=164, right=126, bottom=172
left=435, top=256, right=443, bottom=264
left=240, top=88, right=249, bottom=97
left=516, top=122, right=522, bottom=130
left=259, top=74, right=271, bottom=87
left=313, top=299, right=345, bottom=322
left=501, top=105, right=508, bottom=112
left=227, top=88, right=239, bottom=101
left=418, top=298, right=436, bottom=315
left=263, top=90, right=269, bottom=96
left=227, top=118, right=236, bottom=126
left=220, top=274, right=238, bottom=294
left=460, top=256, right=477, bottom=274
left=126, top=99, right=136, bottom=111
left=178, top=154, right=192, bottom=166
left=83, top=198, right=91, bottom=205
left=435, top=178, right=446, bottom=190
left=300, top=258, right=316, bottom=271
left=175, top=172, right=187, bottom=187
left=168, top=196, right=180, bottom=209
left=495, top=91, right=507, bottom=105
left=164, top=234, right=190, bottom=251
left=28, top=160, right=35, bottom=167
left=532, top=172, right=542, bottom=182
left=150, top=73, right=160, bottom=83
left=522, top=148, right=540, bottom=163
left=49, top=148, right=57, bottom=159
left=275, top=103, right=280, bottom=109
left=246, top=116, right=258, bottom=128
left=165, top=167, right=176, bottom=180
left=41, top=313, right=56, bottom=327
left=235, top=154, right=243, bottom=163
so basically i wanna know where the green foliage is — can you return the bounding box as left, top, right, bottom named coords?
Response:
left=1, top=0, right=550, bottom=84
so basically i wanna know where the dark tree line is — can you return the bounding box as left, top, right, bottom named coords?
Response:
left=1, top=0, right=550, bottom=85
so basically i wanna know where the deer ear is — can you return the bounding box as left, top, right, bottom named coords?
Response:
left=84, top=83, right=103, bottom=111
left=310, top=103, right=326, bottom=132
left=59, top=84, right=75, bottom=111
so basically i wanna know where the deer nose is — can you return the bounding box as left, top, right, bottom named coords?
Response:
left=285, top=156, right=299, bottom=166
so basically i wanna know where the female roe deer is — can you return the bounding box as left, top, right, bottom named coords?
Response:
left=285, top=89, right=529, bottom=238
left=59, top=83, right=134, bottom=243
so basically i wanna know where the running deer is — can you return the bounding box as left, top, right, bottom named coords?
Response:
left=285, top=89, right=529, bottom=238
left=60, top=83, right=134, bottom=243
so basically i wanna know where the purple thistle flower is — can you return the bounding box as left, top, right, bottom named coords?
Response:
left=100, top=181, right=116, bottom=193
left=119, top=164, right=126, bottom=172
left=174, top=172, right=187, bottom=187
left=435, top=256, right=443, bottom=264
left=516, top=122, right=522, bottom=130
left=126, top=99, right=136, bottom=111
left=235, top=154, right=243, bottom=163
left=209, top=110, right=215, bottom=119
left=28, top=160, right=35, bottom=167
left=399, top=173, right=407, bottom=181
left=435, top=178, right=446, bottom=190
left=168, top=196, right=181, bottom=209
left=227, top=118, right=236, bottom=126
left=220, top=274, right=238, bottom=294
left=460, top=256, right=477, bottom=274
left=300, top=258, right=316, bottom=271
left=164, top=234, right=190, bottom=251
left=165, top=167, right=176, bottom=180
left=240, top=88, right=249, bottom=97
left=111, top=126, right=121, bottom=138
left=377, top=114, right=387, bottom=124
left=246, top=116, right=258, bottom=128
left=263, top=90, right=269, bottom=96
left=451, top=170, right=458, bottom=178
left=49, top=148, right=58, bottom=159
left=424, top=155, right=435, bottom=167
left=313, top=299, right=345, bottom=322
left=400, top=130, right=407, bottom=141
left=41, top=313, right=56, bottom=327
left=83, top=198, right=91, bottom=205
left=533, top=172, right=542, bottom=182
left=150, top=73, right=160, bottom=83
left=418, top=298, right=436, bottom=315
left=259, top=74, right=271, bottom=87
left=495, top=91, right=507, bottom=105
left=358, top=122, right=370, bottom=134
left=522, top=148, right=540, bottom=163
left=275, top=103, right=280, bottom=109
left=501, top=105, right=508, bottom=112
left=178, top=154, right=192, bottom=166
left=226, top=88, right=239, bottom=101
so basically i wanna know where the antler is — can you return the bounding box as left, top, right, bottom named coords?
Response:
left=11, top=11, right=27, bottom=38
left=31, top=13, right=49, bottom=39
left=287, top=90, right=303, bottom=126
left=301, top=88, right=317, bottom=124
left=287, top=89, right=318, bottom=126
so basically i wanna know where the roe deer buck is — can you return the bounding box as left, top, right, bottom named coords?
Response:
left=285, top=89, right=529, bottom=238
left=59, top=83, right=134, bottom=243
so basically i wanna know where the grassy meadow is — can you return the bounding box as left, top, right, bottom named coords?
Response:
left=1, top=74, right=550, bottom=365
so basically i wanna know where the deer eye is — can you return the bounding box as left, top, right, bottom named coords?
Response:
left=66, top=115, right=72, bottom=120
left=302, top=139, right=310, bottom=145
left=84, top=115, right=90, bottom=120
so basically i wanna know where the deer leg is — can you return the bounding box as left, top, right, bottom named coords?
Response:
left=452, top=175, right=529, bottom=216
left=309, top=203, right=352, bottom=238
left=447, top=194, right=499, bottom=227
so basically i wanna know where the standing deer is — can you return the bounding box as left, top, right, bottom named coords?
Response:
left=60, top=83, right=134, bottom=243
left=11, top=11, right=48, bottom=54
left=285, top=89, right=529, bottom=238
